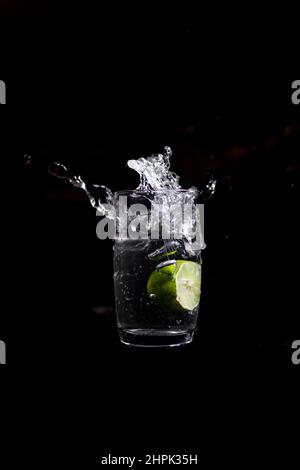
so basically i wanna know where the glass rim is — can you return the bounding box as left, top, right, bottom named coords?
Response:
left=114, top=188, right=195, bottom=196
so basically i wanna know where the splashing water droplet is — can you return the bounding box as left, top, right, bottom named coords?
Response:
left=48, top=147, right=215, bottom=243
left=127, top=145, right=180, bottom=191
left=48, top=162, right=70, bottom=179
left=48, top=161, right=113, bottom=215
left=199, top=177, right=217, bottom=201
left=24, top=154, right=32, bottom=166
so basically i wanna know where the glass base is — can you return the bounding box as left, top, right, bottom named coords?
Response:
left=118, top=328, right=195, bottom=348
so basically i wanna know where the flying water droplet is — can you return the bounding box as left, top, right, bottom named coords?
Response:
left=48, top=162, right=70, bottom=179
left=48, top=161, right=113, bottom=215
left=23, top=154, right=32, bottom=166
left=199, top=177, right=217, bottom=201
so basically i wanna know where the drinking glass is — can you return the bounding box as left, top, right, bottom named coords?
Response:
left=113, top=189, right=202, bottom=347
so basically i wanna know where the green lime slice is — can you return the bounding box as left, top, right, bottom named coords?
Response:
left=147, top=260, right=201, bottom=313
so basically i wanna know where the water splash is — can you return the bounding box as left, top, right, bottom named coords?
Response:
left=48, top=161, right=113, bottom=215
left=199, top=177, right=217, bottom=201
left=48, top=147, right=216, bottom=239
left=23, top=154, right=32, bottom=166
left=127, top=146, right=181, bottom=191
left=127, top=146, right=216, bottom=202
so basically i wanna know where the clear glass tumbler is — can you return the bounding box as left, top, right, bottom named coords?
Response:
left=113, top=189, right=202, bottom=347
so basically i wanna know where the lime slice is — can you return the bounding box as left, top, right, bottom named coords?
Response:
left=147, top=260, right=201, bottom=313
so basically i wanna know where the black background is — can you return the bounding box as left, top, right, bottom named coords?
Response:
left=1, top=3, right=299, bottom=468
